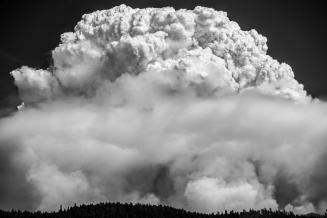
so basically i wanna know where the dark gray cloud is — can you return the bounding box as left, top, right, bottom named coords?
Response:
left=0, top=141, right=40, bottom=210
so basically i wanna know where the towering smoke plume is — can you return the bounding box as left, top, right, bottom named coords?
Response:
left=1, top=4, right=326, bottom=214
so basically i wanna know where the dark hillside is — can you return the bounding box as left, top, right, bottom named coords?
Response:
left=0, top=202, right=325, bottom=218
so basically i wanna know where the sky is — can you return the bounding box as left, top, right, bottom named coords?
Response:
left=1, top=0, right=327, bottom=111
left=1, top=0, right=327, bottom=214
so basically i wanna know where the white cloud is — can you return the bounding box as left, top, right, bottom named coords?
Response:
left=185, top=177, right=277, bottom=213
left=0, top=5, right=326, bottom=214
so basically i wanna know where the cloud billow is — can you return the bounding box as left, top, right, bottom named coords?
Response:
left=1, top=4, right=326, bottom=214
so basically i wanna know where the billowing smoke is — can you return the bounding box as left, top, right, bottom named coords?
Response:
left=1, top=4, right=327, bottom=214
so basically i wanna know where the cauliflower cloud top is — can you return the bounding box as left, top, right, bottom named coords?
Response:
left=11, top=5, right=308, bottom=104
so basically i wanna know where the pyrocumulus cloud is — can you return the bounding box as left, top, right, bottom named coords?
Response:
left=1, top=5, right=327, bottom=214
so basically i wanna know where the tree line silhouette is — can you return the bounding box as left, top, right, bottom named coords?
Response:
left=0, top=202, right=325, bottom=218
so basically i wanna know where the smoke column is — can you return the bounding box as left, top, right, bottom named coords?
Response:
left=1, top=5, right=327, bottom=214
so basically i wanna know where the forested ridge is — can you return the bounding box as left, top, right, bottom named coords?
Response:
left=0, top=202, right=325, bottom=218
